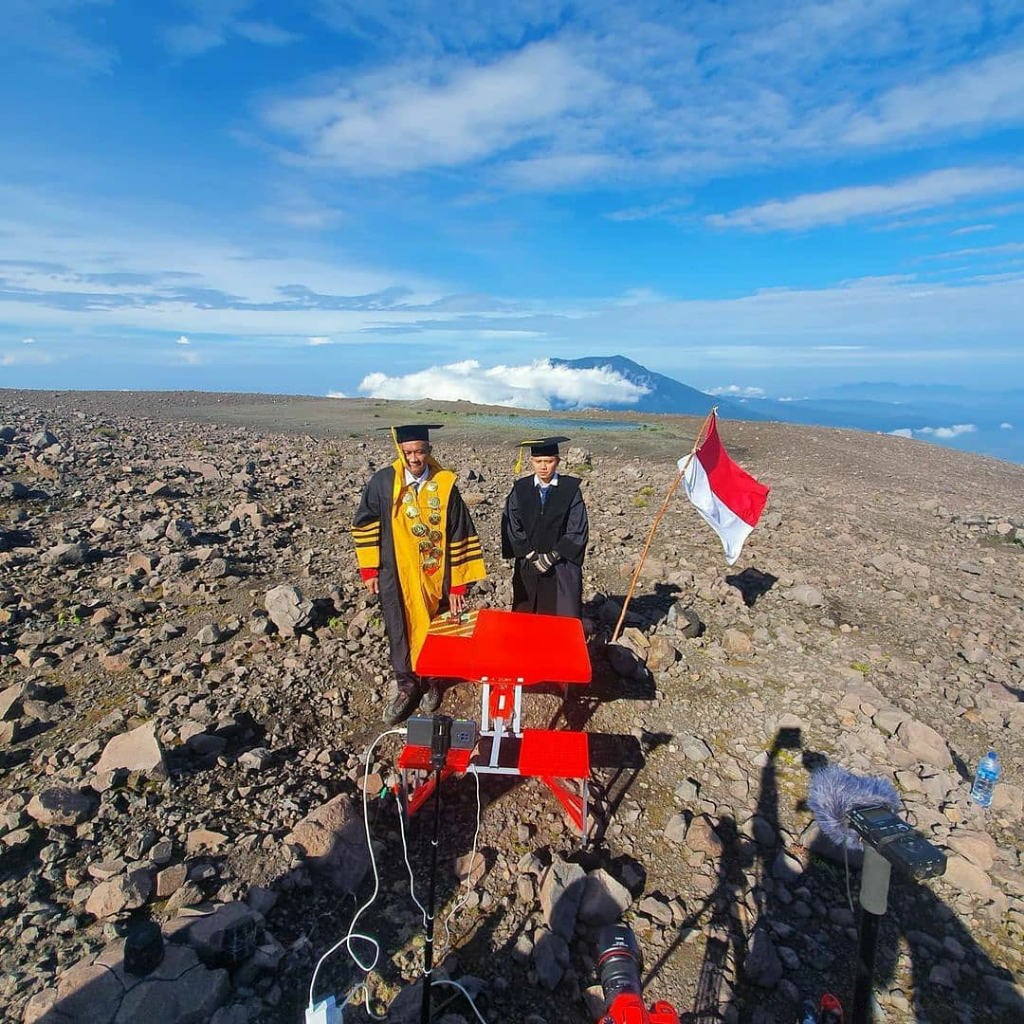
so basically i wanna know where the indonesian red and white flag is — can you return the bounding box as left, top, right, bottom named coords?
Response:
left=679, top=413, right=769, bottom=565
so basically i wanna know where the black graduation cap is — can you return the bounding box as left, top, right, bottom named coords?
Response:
left=517, top=435, right=570, bottom=456
left=387, top=424, right=443, bottom=443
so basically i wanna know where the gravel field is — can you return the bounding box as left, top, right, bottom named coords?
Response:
left=1, top=388, right=1022, bottom=1024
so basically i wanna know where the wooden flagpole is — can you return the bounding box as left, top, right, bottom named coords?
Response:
left=610, top=407, right=717, bottom=644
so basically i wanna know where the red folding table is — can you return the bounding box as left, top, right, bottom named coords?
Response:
left=398, top=609, right=593, bottom=837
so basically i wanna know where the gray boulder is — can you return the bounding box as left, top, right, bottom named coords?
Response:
left=532, top=928, right=569, bottom=990
left=41, top=542, right=88, bottom=566
left=264, top=584, right=314, bottom=633
left=283, top=794, right=369, bottom=893
left=539, top=858, right=586, bottom=940
left=896, top=719, right=953, bottom=768
left=94, top=722, right=167, bottom=780
left=578, top=868, right=633, bottom=926
left=26, top=787, right=96, bottom=827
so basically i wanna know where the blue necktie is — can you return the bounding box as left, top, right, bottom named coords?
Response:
left=539, top=485, right=549, bottom=508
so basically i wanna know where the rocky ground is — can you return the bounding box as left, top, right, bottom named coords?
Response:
left=1, top=389, right=1022, bottom=1024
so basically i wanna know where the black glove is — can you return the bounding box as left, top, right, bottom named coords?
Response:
left=531, top=551, right=560, bottom=573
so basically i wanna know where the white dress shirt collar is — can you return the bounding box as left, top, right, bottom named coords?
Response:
left=404, top=465, right=431, bottom=489
left=534, top=472, right=559, bottom=488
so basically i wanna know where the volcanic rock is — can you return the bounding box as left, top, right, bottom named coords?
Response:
left=264, top=584, right=314, bottom=633
left=539, top=857, right=586, bottom=940
left=283, top=793, right=369, bottom=893
left=26, top=787, right=96, bottom=827
left=94, top=721, right=168, bottom=779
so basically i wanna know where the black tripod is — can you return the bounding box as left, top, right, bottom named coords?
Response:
left=420, top=720, right=450, bottom=1024
left=851, top=845, right=889, bottom=1024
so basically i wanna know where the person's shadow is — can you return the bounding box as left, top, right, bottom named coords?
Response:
left=724, top=728, right=1022, bottom=1021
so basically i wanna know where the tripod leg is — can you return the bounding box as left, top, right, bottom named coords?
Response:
left=420, top=767, right=443, bottom=1024
left=852, top=845, right=891, bottom=1024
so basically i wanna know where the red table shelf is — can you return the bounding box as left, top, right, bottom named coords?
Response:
left=402, top=609, right=594, bottom=838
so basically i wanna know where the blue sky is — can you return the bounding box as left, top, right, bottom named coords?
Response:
left=2, top=0, right=1024, bottom=408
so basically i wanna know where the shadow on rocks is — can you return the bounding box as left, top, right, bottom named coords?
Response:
left=715, top=728, right=1024, bottom=1024
left=724, top=568, right=778, bottom=608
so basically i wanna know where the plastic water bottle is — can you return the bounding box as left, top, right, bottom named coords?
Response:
left=970, top=751, right=1000, bottom=807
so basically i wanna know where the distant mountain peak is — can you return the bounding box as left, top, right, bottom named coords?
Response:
left=550, top=355, right=757, bottom=418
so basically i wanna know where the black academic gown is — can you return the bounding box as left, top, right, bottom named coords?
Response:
left=501, top=475, right=588, bottom=618
left=353, top=465, right=484, bottom=680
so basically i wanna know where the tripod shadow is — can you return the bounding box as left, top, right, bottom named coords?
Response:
left=645, top=728, right=804, bottom=1021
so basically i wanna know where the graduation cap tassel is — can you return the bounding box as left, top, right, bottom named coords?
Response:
left=610, top=408, right=717, bottom=644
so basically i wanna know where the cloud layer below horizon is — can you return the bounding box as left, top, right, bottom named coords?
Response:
left=358, top=359, right=650, bottom=410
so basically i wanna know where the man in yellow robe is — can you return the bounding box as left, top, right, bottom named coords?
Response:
left=351, top=425, right=486, bottom=724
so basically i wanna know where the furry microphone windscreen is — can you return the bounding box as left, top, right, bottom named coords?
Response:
left=807, top=764, right=901, bottom=850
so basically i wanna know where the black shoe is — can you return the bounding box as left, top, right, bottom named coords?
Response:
left=383, top=682, right=422, bottom=726
left=419, top=679, right=443, bottom=715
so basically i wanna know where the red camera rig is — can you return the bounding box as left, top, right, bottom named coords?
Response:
left=398, top=608, right=594, bottom=838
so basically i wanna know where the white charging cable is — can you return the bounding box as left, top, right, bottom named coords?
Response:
left=431, top=979, right=489, bottom=1024
left=307, top=726, right=489, bottom=1024
left=397, top=783, right=428, bottom=928
left=307, top=727, right=404, bottom=1013
left=394, top=755, right=488, bottom=1021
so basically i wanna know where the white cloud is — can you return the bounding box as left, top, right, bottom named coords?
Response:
left=707, top=384, right=766, bottom=398
left=707, top=166, right=1024, bottom=231
left=22, top=336, right=37, bottom=344
left=841, top=48, right=1024, bottom=148
left=162, top=2, right=299, bottom=57
left=175, top=334, right=191, bottom=345
left=605, top=198, right=691, bottom=223
left=162, top=22, right=223, bottom=57
left=265, top=201, right=344, bottom=230
left=4, top=184, right=1024, bottom=375
left=499, top=153, right=621, bottom=189
left=3, top=0, right=115, bottom=75
left=950, top=224, right=995, bottom=236
left=264, top=41, right=614, bottom=176
left=307, top=336, right=331, bottom=345
left=920, top=424, right=977, bottom=438
left=1000, top=422, right=1013, bottom=429
left=326, top=390, right=347, bottom=398
left=1, top=349, right=54, bottom=366
left=358, top=358, right=650, bottom=410
left=921, top=242, right=1024, bottom=261
left=892, top=423, right=978, bottom=440
left=233, top=20, right=300, bottom=46
left=253, top=8, right=1024, bottom=191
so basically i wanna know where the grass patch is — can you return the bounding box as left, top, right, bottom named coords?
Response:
left=849, top=661, right=871, bottom=674
left=978, top=533, right=1023, bottom=550
left=633, top=496, right=648, bottom=509
left=92, top=426, right=117, bottom=439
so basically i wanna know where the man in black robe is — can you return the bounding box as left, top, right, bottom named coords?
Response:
left=501, top=437, right=589, bottom=618
left=352, top=425, right=486, bottom=724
